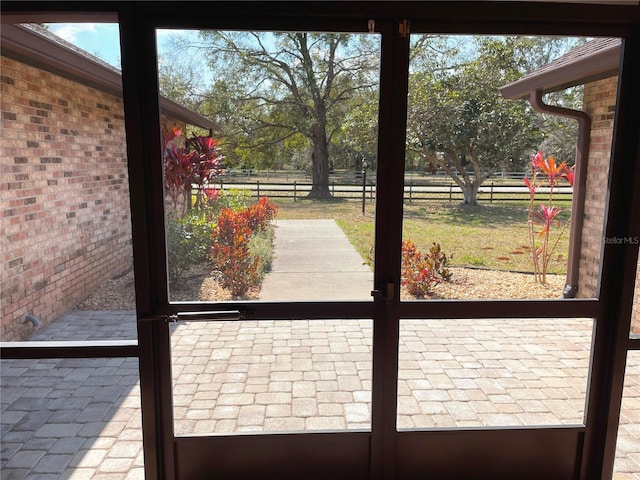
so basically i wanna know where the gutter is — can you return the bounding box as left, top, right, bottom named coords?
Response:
left=529, top=89, right=591, bottom=298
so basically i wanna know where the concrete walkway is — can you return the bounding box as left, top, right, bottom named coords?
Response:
left=259, top=219, right=372, bottom=301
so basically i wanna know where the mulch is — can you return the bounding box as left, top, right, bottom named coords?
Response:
left=75, top=266, right=565, bottom=310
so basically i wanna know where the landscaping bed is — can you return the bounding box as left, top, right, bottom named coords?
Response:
left=76, top=199, right=568, bottom=310
left=76, top=264, right=565, bottom=311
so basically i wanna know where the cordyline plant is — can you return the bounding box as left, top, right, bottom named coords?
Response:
left=162, top=126, right=225, bottom=215
left=524, top=151, right=574, bottom=284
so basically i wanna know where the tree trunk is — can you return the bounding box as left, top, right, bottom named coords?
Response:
left=308, top=123, right=331, bottom=198
left=461, top=182, right=480, bottom=206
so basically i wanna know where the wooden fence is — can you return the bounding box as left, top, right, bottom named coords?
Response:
left=202, top=180, right=572, bottom=203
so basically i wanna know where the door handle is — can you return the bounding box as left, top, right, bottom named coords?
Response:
left=371, top=281, right=394, bottom=304
left=170, top=310, right=245, bottom=322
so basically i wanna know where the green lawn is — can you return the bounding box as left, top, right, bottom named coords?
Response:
left=274, top=197, right=571, bottom=275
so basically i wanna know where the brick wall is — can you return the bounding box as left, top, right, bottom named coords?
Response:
left=1, top=55, right=133, bottom=341
left=579, top=75, right=640, bottom=332
left=579, top=76, right=617, bottom=298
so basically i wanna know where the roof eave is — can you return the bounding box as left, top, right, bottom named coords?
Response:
left=500, top=42, right=621, bottom=99
left=161, top=97, right=217, bottom=132
left=1, top=23, right=123, bottom=95
left=0, top=24, right=217, bottom=131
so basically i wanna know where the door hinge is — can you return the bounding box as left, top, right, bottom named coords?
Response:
left=399, top=19, right=410, bottom=38
left=371, top=281, right=395, bottom=304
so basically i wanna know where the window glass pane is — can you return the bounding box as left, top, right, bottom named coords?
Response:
left=171, top=319, right=372, bottom=435
left=402, top=34, right=620, bottom=301
left=614, top=351, right=640, bottom=478
left=155, top=29, right=380, bottom=302
left=397, top=318, right=593, bottom=429
left=1, top=358, right=142, bottom=478
left=1, top=23, right=136, bottom=341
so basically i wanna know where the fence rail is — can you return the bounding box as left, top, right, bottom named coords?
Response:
left=224, top=169, right=533, bottom=183
left=201, top=181, right=572, bottom=203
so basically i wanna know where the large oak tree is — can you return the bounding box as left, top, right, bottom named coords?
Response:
left=200, top=31, right=379, bottom=197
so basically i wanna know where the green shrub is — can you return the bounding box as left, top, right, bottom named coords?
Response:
left=216, top=188, right=252, bottom=212
left=249, top=226, right=275, bottom=280
left=166, top=211, right=216, bottom=283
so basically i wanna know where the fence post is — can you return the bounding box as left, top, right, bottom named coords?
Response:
left=409, top=181, right=413, bottom=203
left=361, top=175, right=366, bottom=215
left=332, top=181, right=335, bottom=196
left=294, top=181, right=297, bottom=203
left=449, top=184, right=453, bottom=203
left=256, top=180, right=260, bottom=199
left=490, top=182, right=494, bottom=203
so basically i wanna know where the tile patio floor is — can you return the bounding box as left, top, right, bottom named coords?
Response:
left=2, top=311, right=640, bottom=479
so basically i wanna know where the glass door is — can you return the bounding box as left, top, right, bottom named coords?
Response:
left=117, top=5, right=638, bottom=479
left=392, top=28, right=626, bottom=480
left=126, top=16, right=396, bottom=479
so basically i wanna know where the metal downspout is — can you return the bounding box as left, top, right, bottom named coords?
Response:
left=529, top=89, right=591, bottom=298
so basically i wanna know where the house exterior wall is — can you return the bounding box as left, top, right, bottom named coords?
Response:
left=579, top=76, right=617, bottom=298
left=0, top=55, right=134, bottom=341
left=580, top=75, right=640, bottom=332
left=635, top=261, right=640, bottom=333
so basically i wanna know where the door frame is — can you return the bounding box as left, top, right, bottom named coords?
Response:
left=119, top=11, right=400, bottom=479
left=118, top=6, right=640, bottom=478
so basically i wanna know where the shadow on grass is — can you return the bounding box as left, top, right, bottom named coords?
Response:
left=403, top=202, right=530, bottom=227
left=284, top=197, right=352, bottom=205
left=404, top=202, right=571, bottom=227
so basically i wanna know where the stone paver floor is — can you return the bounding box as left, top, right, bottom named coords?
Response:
left=2, top=312, right=640, bottom=478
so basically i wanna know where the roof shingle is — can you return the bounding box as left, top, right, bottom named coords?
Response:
left=501, top=37, right=621, bottom=99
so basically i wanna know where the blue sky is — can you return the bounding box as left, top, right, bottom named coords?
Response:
left=47, top=23, right=123, bottom=68
left=46, top=23, right=190, bottom=70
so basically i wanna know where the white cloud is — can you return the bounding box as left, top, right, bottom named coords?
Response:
left=44, top=24, right=121, bottom=68
left=48, top=23, right=98, bottom=42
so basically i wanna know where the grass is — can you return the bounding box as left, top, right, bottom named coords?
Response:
left=272, top=197, right=571, bottom=275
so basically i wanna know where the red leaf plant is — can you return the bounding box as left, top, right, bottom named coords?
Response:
left=401, top=240, right=451, bottom=297
left=162, top=125, right=225, bottom=214
left=524, top=151, right=573, bottom=284
left=243, top=197, right=278, bottom=232
left=211, top=208, right=260, bottom=298
left=210, top=197, right=278, bottom=298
